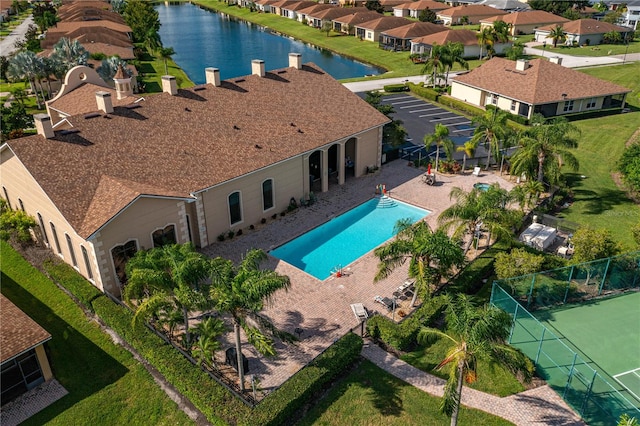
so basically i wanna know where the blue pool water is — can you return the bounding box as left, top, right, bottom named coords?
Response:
left=270, top=198, right=429, bottom=280
left=474, top=183, right=491, bottom=191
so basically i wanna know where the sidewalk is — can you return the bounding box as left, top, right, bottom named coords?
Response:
left=523, top=42, right=640, bottom=68
left=0, top=15, right=34, bottom=57
left=362, top=341, right=586, bottom=426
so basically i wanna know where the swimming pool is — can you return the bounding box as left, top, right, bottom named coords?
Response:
left=474, top=182, right=491, bottom=191
left=270, top=198, right=429, bottom=280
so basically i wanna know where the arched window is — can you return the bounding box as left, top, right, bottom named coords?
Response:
left=50, top=222, right=61, bottom=255
left=37, top=213, right=49, bottom=246
left=228, top=192, right=242, bottom=225
left=262, top=179, right=274, bottom=211
left=81, top=246, right=93, bottom=280
left=111, top=240, right=138, bottom=285
left=65, top=234, right=78, bottom=268
left=152, top=225, right=176, bottom=247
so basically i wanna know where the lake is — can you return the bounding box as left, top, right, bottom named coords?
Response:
left=156, top=2, right=383, bottom=84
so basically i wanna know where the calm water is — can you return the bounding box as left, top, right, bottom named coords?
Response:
left=156, top=3, right=383, bottom=83
left=270, top=198, right=429, bottom=280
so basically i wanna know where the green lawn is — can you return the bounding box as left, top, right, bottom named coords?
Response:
left=298, top=359, right=514, bottom=426
left=531, top=39, right=640, bottom=57
left=0, top=241, right=193, bottom=426
left=135, top=51, right=194, bottom=92
left=555, top=64, right=640, bottom=250
left=401, top=336, right=525, bottom=397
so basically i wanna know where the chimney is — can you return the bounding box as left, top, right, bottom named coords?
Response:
left=251, top=59, right=265, bottom=77
left=95, top=91, right=114, bottom=114
left=289, top=53, right=302, bottom=70
left=34, top=114, right=55, bottom=139
left=162, top=75, right=178, bottom=95
left=205, top=67, right=221, bottom=86
left=515, top=59, right=530, bottom=71
left=549, top=56, right=563, bottom=66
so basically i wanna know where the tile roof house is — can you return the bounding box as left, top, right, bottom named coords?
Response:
left=333, top=11, right=383, bottom=34
left=0, top=54, right=390, bottom=297
left=1, top=294, right=53, bottom=405
left=534, top=18, right=634, bottom=45
left=393, top=0, right=449, bottom=18
left=450, top=57, right=630, bottom=119
left=437, top=4, right=507, bottom=25
left=379, top=21, right=447, bottom=51
left=295, top=3, right=335, bottom=24
left=353, top=16, right=412, bottom=41
left=480, top=10, right=569, bottom=35
left=305, top=6, right=369, bottom=29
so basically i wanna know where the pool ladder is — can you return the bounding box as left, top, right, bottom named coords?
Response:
left=377, top=195, right=396, bottom=208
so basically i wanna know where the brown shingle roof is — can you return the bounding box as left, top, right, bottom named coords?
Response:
left=480, top=10, right=568, bottom=25
left=354, top=16, right=412, bottom=31
left=297, top=3, right=335, bottom=15
left=1, top=294, right=51, bottom=363
left=438, top=4, right=507, bottom=18
left=412, top=28, right=478, bottom=46
left=307, top=6, right=369, bottom=21
left=48, top=20, right=132, bottom=35
left=7, top=63, right=390, bottom=239
left=333, top=11, right=383, bottom=26
left=453, top=57, right=630, bottom=105
left=536, top=18, right=632, bottom=35
left=381, top=21, right=447, bottom=39
left=43, top=27, right=132, bottom=49
left=281, top=1, right=317, bottom=11
left=394, top=0, right=448, bottom=11
left=47, top=82, right=138, bottom=117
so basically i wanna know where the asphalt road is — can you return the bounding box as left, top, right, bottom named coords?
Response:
left=0, top=16, right=34, bottom=57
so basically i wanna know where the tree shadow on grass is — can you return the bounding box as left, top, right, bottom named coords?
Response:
left=0, top=272, right=128, bottom=423
left=564, top=173, right=632, bottom=215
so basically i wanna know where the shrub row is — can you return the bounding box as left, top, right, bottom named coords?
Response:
left=383, top=83, right=409, bottom=92
left=251, top=333, right=362, bottom=426
left=366, top=296, right=446, bottom=352
left=43, top=259, right=363, bottom=425
left=437, top=95, right=486, bottom=117
left=406, top=82, right=439, bottom=101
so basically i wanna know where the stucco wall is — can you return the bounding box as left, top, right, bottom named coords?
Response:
left=451, top=82, right=483, bottom=107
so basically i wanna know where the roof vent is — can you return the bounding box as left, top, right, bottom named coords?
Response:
left=125, top=104, right=141, bottom=109
left=233, top=125, right=240, bottom=130
left=193, top=85, right=207, bottom=91
left=515, top=59, right=530, bottom=71
left=235, top=79, right=246, bottom=83
left=59, top=129, right=80, bottom=135
left=84, top=112, right=101, bottom=119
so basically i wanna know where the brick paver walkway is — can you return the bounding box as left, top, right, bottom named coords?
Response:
left=0, top=379, right=68, bottom=426
left=362, top=342, right=585, bottom=426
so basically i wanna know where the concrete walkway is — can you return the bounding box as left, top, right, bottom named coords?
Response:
left=0, top=15, right=34, bottom=57
left=362, top=342, right=586, bottom=426
left=524, top=41, right=640, bottom=68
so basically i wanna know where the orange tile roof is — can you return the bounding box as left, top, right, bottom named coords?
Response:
left=281, top=1, right=318, bottom=11
left=536, top=18, right=632, bottom=35
left=297, top=3, right=335, bottom=15
left=480, top=10, right=569, bottom=25
left=1, top=294, right=51, bottom=363
left=394, top=0, right=449, bottom=11
left=354, top=16, right=412, bottom=31
left=412, top=28, right=478, bottom=46
left=307, top=6, right=369, bottom=21
left=453, top=57, right=630, bottom=105
left=48, top=20, right=132, bottom=35
left=438, top=4, right=507, bottom=18
left=7, top=63, right=390, bottom=239
left=333, top=11, right=383, bottom=25
left=381, top=21, right=447, bottom=38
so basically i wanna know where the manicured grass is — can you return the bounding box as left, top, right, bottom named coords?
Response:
left=531, top=39, right=640, bottom=57
left=0, top=241, right=193, bottom=425
left=555, top=63, right=640, bottom=250
left=298, top=359, right=514, bottom=425
left=135, top=51, right=194, bottom=92
left=401, top=337, right=526, bottom=398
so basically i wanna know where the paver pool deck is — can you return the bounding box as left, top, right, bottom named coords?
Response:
left=202, top=160, right=583, bottom=424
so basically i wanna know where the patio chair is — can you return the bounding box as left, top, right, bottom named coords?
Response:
left=472, top=166, right=481, bottom=177
left=350, top=303, right=368, bottom=321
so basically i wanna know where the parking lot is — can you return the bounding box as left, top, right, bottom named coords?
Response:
left=379, top=93, right=478, bottom=162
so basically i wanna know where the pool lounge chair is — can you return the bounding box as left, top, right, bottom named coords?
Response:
left=350, top=303, right=368, bottom=321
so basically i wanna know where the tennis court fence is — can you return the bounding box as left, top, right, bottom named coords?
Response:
left=490, top=251, right=640, bottom=425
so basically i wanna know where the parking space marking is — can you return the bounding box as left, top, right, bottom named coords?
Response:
left=408, top=107, right=439, bottom=113
left=387, top=100, right=424, bottom=106
left=430, top=116, right=468, bottom=122
left=418, top=111, right=455, bottom=118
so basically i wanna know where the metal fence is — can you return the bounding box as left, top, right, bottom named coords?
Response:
left=493, top=251, right=640, bottom=311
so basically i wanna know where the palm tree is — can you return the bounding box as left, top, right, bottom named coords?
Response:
left=509, top=180, right=545, bottom=212
left=7, top=51, right=45, bottom=109
left=547, top=25, right=566, bottom=48
left=456, top=139, right=478, bottom=174
left=124, top=243, right=211, bottom=348
left=97, top=56, right=131, bottom=82
left=490, top=21, right=511, bottom=57
left=50, top=37, right=89, bottom=74
left=424, top=123, right=454, bottom=172
left=374, top=220, right=465, bottom=306
left=470, top=108, right=509, bottom=170
left=192, top=317, right=226, bottom=370
left=208, top=249, right=291, bottom=391
left=158, top=46, right=176, bottom=75
left=510, top=118, right=580, bottom=185
left=418, top=294, right=534, bottom=426
left=440, top=41, right=468, bottom=86
left=477, top=27, right=493, bottom=60
left=422, top=43, right=445, bottom=88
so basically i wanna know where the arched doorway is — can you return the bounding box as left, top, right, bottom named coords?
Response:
left=345, top=137, right=356, bottom=179
left=328, top=144, right=339, bottom=186
left=309, top=150, right=322, bottom=192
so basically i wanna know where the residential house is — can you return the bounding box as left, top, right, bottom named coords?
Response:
left=450, top=57, right=630, bottom=119
left=0, top=54, right=390, bottom=297
left=393, top=0, right=449, bottom=18
left=604, top=0, right=640, bottom=30
left=1, top=294, right=53, bottom=406
left=353, top=16, right=412, bottom=41
left=333, top=11, right=383, bottom=34
left=474, top=0, right=529, bottom=12
left=534, top=18, right=633, bottom=44
left=379, top=0, right=412, bottom=12
left=296, top=3, right=335, bottom=24
left=437, top=4, right=507, bottom=25
left=278, top=1, right=318, bottom=19
left=380, top=21, right=447, bottom=51
left=411, top=29, right=477, bottom=57
left=480, top=10, right=569, bottom=36
left=304, top=6, right=367, bottom=29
